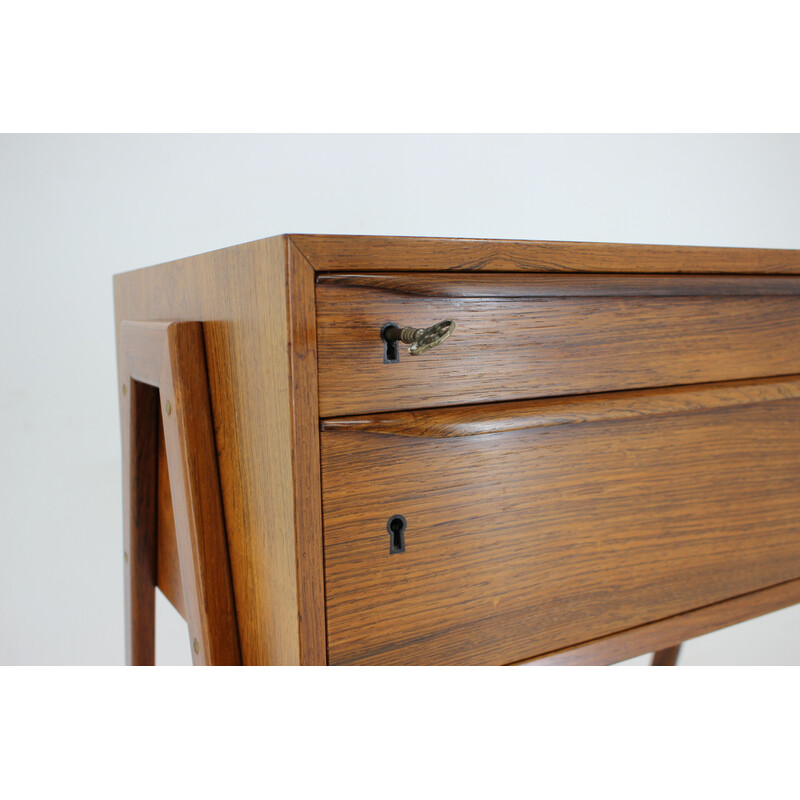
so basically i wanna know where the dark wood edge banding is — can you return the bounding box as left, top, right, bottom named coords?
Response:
left=290, top=234, right=800, bottom=275
left=319, top=376, right=800, bottom=438
left=518, top=577, right=800, bottom=666
left=315, top=272, right=800, bottom=298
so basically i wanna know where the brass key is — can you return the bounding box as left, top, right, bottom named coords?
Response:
left=381, top=319, right=456, bottom=356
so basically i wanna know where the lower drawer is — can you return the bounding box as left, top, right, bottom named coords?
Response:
left=320, top=377, right=800, bottom=665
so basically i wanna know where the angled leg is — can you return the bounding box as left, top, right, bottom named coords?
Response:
left=158, top=322, right=241, bottom=665
left=651, top=644, right=682, bottom=666
left=119, top=321, right=241, bottom=665
left=121, top=378, right=159, bottom=665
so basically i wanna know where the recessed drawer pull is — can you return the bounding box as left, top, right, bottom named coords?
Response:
left=320, top=376, right=800, bottom=438
left=382, top=319, right=455, bottom=357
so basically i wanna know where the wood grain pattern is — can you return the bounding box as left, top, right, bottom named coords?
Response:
left=316, top=276, right=800, bottom=416
left=286, top=241, right=327, bottom=664
left=115, top=234, right=800, bottom=666
left=320, top=376, right=800, bottom=437
left=114, top=236, right=324, bottom=664
left=158, top=322, right=241, bottom=665
left=292, top=234, right=800, bottom=274
left=522, top=578, right=800, bottom=665
left=321, top=389, right=800, bottom=665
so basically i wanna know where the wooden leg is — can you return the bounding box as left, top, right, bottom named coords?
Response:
left=159, top=323, right=241, bottom=665
left=122, top=379, right=159, bottom=665
left=119, top=321, right=242, bottom=666
left=651, top=643, right=682, bottom=666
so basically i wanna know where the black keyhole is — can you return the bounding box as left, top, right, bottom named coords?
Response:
left=388, top=515, right=407, bottom=553
left=382, top=323, right=400, bottom=364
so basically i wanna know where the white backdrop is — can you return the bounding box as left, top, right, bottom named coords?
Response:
left=2, top=133, right=800, bottom=665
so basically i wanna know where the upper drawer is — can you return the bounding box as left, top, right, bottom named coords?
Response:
left=315, top=273, right=800, bottom=416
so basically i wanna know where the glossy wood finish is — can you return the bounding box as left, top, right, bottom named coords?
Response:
left=292, top=234, right=800, bottom=274
left=321, top=386, right=800, bottom=665
left=120, top=321, right=241, bottom=665
left=320, top=376, right=800, bottom=437
left=316, top=275, right=800, bottom=416
left=114, top=237, right=326, bottom=665
left=523, top=578, right=800, bottom=665
left=116, top=234, right=800, bottom=666
left=159, top=322, right=241, bottom=665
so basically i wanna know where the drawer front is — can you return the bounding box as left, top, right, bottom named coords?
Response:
left=316, top=273, right=800, bottom=416
left=320, top=378, right=800, bottom=665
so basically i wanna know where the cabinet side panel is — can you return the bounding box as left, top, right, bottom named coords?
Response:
left=114, top=237, right=301, bottom=664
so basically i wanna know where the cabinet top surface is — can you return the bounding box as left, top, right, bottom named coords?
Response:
left=114, top=233, right=800, bottom=278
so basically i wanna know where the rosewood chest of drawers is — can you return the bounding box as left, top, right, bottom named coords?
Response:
left=114, top=235, right=800, bottom=665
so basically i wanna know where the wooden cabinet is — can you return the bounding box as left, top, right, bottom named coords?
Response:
left=114, top=235, right=800, bottom=665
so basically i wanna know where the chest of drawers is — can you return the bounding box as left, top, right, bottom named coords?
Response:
left=114, top=234, right=800, bottom=665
